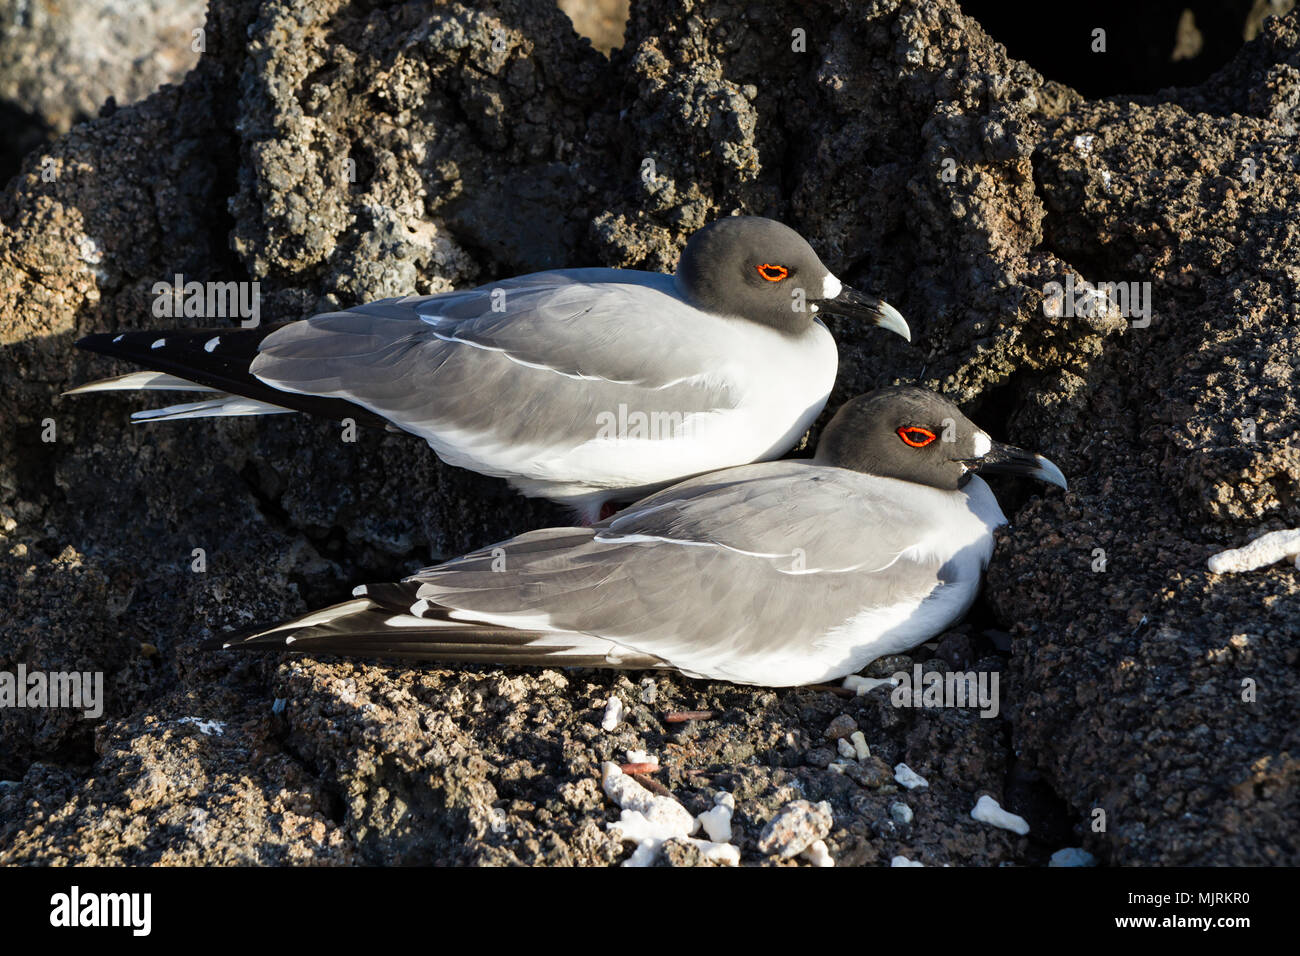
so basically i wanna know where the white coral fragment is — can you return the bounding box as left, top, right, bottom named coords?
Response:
left=602, top=763, right=736, bottom=866
left=971, top=794, right=1030, bottom=835
left=1207, top=529, right=1300, bottom=573
left=893, top=763, right=928, bottom=790
left=601, top=695, right=625, bottom=731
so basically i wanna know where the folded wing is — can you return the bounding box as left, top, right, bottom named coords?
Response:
left=249, top=270, right=744, bottom=484
left=221, top=463, right=977, bottom=685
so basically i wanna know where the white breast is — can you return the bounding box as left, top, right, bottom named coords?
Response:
left=736, top=478, right=1007, bottom=686
left=510, top=318, right=837, bottom=506
left=731, top=317, right=839, bottom=459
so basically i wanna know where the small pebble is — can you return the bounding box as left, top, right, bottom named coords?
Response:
left=687, top=839, right=740, bottom=866
left=825, top=714, right=858, bottom=739
left=805, top=747, right=834, bottom=769
left=837, top=738, right=857, bottom=760
left=1049, top=847, right=1098, bottom=867
left=890, top=802, right=914, bottom=825
left=891, top=855, right=924, bottom=867
left=802, top=839, right=834, bottom=867
left=894, top=763, right=929, bottom=790
left=849, top=731, right=870, bottom=760
left=935, top=631, right=973, bottom=668
left=845, top=757, right=893, bottom=788
left=842, top=675, right=898, bottom=696
left=639, top=679, right=657, bottom=704
left=758, top=800, right=833, bottom=859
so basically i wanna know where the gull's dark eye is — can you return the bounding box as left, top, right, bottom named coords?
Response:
left=756, top=263, right=789, bottom=282
left=897, top=425, right=937, bottom=448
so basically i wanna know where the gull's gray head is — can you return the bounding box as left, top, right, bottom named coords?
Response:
left=814, top=386, right=1068, bottom=492
left=675, top=216, right=910, bottom=340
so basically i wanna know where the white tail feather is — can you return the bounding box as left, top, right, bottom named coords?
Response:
left=131, top=396, right=296, bottom=421
left=64, top=371, right=220, bottom=395
left=273, top=599, right=373, bottom=631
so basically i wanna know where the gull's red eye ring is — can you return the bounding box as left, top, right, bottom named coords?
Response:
left=756, top=263, right=789, bottom=282
left=897, top=426, right=937, bottom=448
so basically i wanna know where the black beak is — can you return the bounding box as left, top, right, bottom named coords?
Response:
left=966, top=441, right=1068, bottom=490
left=818, top=288, right=911, bottom=341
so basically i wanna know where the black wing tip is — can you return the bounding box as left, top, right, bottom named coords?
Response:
left=74, top=329, right=190, bottom=360
left=203, top=589, right=419, bottom=654
left=202, top=627, right=290, bottom=652
left=74, top=332, right=122, bottom=353
left=76, top=328, right=240, bottom=350
left=204, top=605, right=330, bottom=651
left=69, top=326, right=392, bottom=427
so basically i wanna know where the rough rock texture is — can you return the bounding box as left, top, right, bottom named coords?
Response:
left=0, top=0, right=206, bottom=181
left=1, top=0, right=1296, bottom=865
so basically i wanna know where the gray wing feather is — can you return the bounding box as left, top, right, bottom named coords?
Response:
left=248, top=271, right=741, bottom=470
left=404, top=463, right=952, bottom=682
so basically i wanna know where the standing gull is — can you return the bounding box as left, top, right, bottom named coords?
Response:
left=67, top=217, right=909, bottom=521
left=214, top=387, right=1066, bottom=687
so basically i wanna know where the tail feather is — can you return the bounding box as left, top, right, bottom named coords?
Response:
left=73, top=327, right=391, bottom=427
left=209, top=586, right=667, bottom=671
left=130, top=396, right=296, bottom=421
left=63, top=370, right=220, bottom=394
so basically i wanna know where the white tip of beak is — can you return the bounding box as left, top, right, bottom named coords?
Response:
left=1033, top=455, right=1069, bottom=490
left=876, top=301, right=911, bottom=342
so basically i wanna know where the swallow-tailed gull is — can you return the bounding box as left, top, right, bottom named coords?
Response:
left=68, top=217, right=909, bottom=521
left=213, top=387, right=1065, bottom=687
